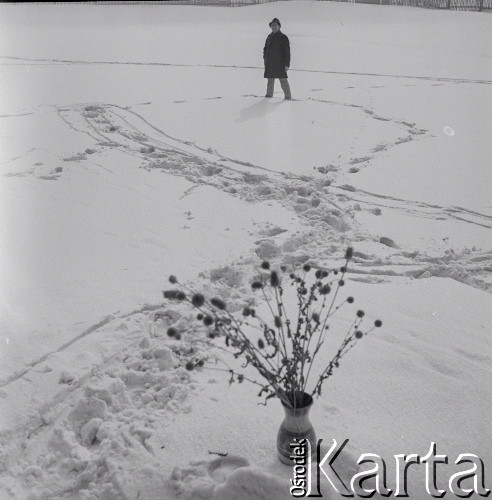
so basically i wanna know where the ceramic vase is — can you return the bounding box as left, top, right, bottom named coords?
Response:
left=277, top=392, right=317, bottom=465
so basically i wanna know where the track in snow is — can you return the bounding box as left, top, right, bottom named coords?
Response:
left=54, top=102, right=491, bottom=291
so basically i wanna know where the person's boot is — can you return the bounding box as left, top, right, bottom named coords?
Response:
left=280, top=78, right=291, bottom=100
left=265, top=78, right=275, bottom=98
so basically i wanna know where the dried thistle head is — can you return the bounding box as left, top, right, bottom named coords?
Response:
left=210, top=297, right=226, bottom=310
left=163, top=290, right=185, bottom=300
left=192, top=293, right=205, bottom=307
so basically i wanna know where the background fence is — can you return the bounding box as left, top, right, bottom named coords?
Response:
left=96, top=0, right=492, bottom=11
left=326, top=0, right=491, bottom=11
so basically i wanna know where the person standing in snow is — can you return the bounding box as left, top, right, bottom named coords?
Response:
left=263, top=18, right=291, bottom=100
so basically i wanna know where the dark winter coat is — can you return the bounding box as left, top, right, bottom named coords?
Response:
left=263, top=31, right=290, bottom=79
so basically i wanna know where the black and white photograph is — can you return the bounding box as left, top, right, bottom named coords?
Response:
left=0, top=0, right=491, bottom=498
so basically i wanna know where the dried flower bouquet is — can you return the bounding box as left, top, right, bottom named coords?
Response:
left=163, top=247, right=382, bottom=409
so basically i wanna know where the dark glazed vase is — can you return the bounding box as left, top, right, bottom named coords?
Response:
left=277, top=392, right=317, bottom=465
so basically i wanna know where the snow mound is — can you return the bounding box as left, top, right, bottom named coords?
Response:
left=170, top=458, right=289, bottom=500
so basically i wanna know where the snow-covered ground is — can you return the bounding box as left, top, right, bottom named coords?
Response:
left=0, top=2, right=490, bottom=499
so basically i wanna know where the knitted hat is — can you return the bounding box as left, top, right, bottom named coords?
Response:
left=269, top=18, right=281, bottom=28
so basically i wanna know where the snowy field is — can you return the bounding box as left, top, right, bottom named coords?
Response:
left=0, top=2, right=491, bottom=499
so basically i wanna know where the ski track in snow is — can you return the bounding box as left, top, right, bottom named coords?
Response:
left=334, top=183, right=491, bottom=230
left=50, top=101, right=491, bottom=290
left=5, top=99, right=489, bottom=293
left=307, top=94, right=430, bottom=169
left=1, top=55, right=491, bottom=85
